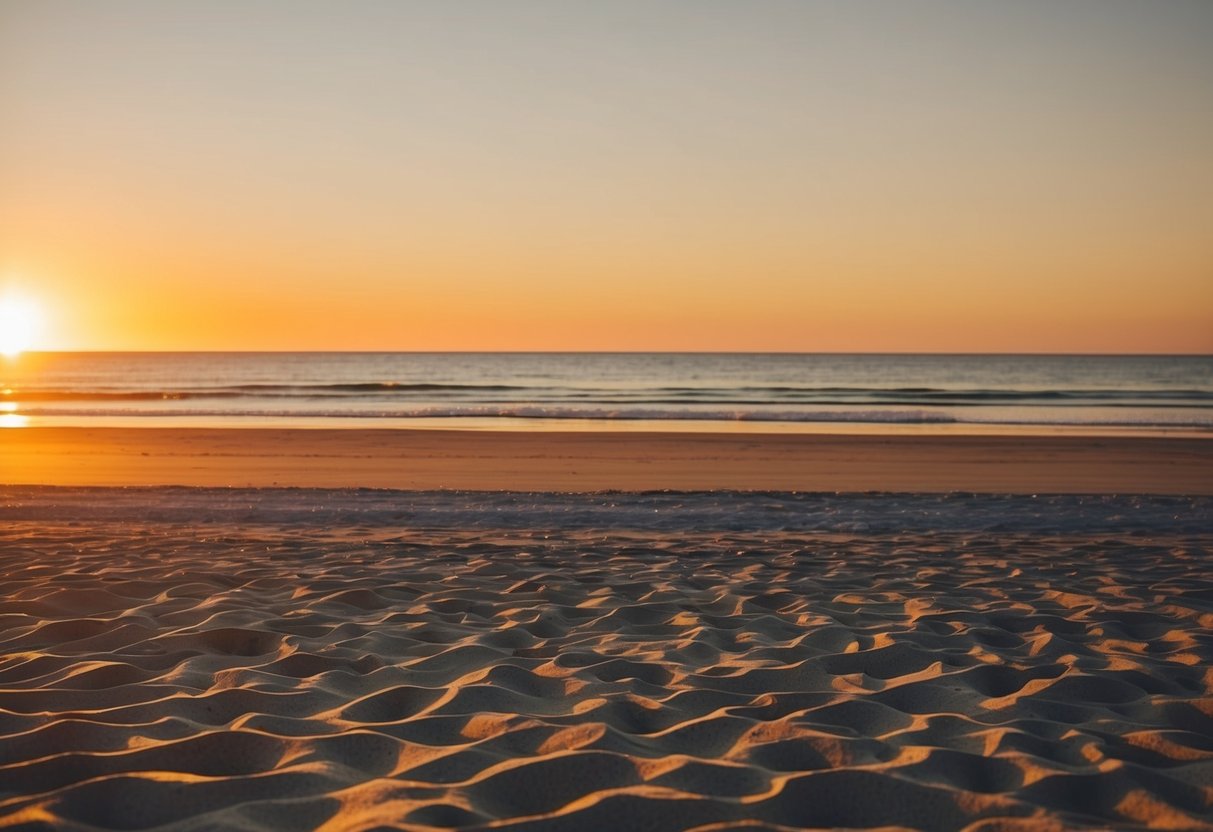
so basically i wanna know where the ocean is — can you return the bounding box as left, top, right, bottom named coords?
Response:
left=2, top=352, right=1211, bottom=434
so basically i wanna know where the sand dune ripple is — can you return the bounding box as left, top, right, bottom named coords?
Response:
left=0, top=490, right=1211, bottom=830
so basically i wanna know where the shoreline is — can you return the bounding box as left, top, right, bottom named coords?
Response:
left=3, top=426, right=1211, bottom=493
left=9, top=414, right=1213, bottom=437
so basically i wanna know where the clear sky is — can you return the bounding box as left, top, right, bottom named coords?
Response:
left=2, top=0, right=1211, bottom=352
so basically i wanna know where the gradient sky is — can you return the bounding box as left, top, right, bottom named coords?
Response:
left=2, top=1, right=1211, bottom=352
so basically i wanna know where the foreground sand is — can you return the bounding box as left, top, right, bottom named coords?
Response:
left=2, top=427, right=1212, bottom=493
left=1, top=489, right=1211, bottom=831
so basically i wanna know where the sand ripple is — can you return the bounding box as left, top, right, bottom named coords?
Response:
left=1, top=492, right=1211, bottom=830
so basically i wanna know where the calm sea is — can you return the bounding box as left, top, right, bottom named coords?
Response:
left=2, top=353, right=1211, bottom=434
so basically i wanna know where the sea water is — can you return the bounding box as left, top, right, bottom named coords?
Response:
left=2, top=352, right=1210, bottom=434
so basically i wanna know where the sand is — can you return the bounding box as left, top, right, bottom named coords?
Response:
left=2, top=429, right=1212, bottom=830
left=2, top=427, right=1212, bottom=493
left=0, top=489, right=1211, bottom=831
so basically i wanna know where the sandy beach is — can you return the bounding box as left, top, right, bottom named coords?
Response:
left=2, top=431, right=1212, bottom=829
left=0, top=488, right=1211, bottom=830
left=3, top=427, right=1212, bottom=493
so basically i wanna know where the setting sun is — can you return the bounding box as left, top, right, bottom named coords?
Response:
left=0, top=295, right=43, bottom=358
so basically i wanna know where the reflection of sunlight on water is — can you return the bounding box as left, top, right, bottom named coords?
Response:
left=0, top=402, right=27, bottom=427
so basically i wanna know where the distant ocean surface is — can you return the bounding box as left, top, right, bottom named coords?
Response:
left=3, top=352, right=1211, bottom=434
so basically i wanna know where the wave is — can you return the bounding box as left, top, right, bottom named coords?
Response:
left=11, top=404, right=1213, bottom=428
left=1, top=383, right=528, bottom=401
left=13, top=405, right=959, bottom=423
left=6, top=384, right=1213, bottom=405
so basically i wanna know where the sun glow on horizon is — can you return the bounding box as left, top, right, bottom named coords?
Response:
left=1, top=5, right=1211, bottom=353
left=0, top=294, right=44, bottom=358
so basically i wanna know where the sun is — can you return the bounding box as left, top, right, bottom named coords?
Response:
left=0, top=295, right=44, bottom=358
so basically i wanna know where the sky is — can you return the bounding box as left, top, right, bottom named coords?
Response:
left=1, top=0, right=1211, bottom=352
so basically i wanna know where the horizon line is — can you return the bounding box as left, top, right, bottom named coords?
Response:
left=14, top=350, right=1213, bottom=358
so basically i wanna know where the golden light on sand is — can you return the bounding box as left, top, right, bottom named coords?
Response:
left=0, top=294, right=43, bottom=358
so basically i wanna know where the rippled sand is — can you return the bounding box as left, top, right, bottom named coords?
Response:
left=1, top=490, right=1211, bottom=830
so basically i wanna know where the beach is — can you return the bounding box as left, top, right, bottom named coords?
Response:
left=0, top=487, right=1211, bottom=831
left=0, top=428, right=1211, bottom=830
left=3, top=427, right=1212, bottom=493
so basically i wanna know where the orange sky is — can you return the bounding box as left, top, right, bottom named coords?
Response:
left=2, top=2, right=1211, bottom=353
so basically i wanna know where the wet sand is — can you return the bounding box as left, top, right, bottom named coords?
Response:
left=2, top=427, right=1212, bottom=493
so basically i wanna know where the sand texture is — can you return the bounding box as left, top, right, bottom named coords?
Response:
left=1, top=489, right=1212, bottom=831
left=3, top=428, right=1212, bottom=493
